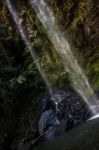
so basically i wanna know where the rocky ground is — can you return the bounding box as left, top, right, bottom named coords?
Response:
left=15, top=88, right=92, bottom=150
left=35, top=117, right=99, bottom=150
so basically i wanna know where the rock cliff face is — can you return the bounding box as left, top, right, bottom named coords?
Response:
left=0, top=0, right=99, bottom=149
left=0, top=0, right=99, bottom=88
left=49, top=0, right=99, bottom=51
left=43, top=0, right=99, bottom=89
left=52, top=0, right=99, bottom=89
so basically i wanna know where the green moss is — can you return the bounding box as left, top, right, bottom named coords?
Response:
left=70, top=0, right=88, bottom=30
left=93, top=78, right=99, bottom=90
left=90, top=47, right=99, bottom=90
left=87, top=58, right=99, bottom=90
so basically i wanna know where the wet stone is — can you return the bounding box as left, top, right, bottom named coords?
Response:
left=39, top=109, right=58, bottom=135
left=39, top=89, right=91, bottom=140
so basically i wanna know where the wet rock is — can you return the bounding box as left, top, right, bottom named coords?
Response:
left=45, top=126, right=57, bottom=140
left=54, top=119, right=67, bottom=136
left=40, top=96, right=55, bottom=112
left=34, top=118, right=99, bottom=150
left=40, top=96, right=50, bottom=112
left=39, top=109, right=58, bottom=134
left=39, top=89, right=90, bottom=140
left=17, top=89, right=93, bottom=149
left=45, top=119, right=67, bottom=140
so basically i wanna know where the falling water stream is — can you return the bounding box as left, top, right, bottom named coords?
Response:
left=31, top=0, right=99, bottom=116
left=5, top=0, right=53, bottom=96
left=5, top=0, right=99, bottom=119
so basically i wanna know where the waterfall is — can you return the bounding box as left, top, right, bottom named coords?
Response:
left=30, top=0, right=99, bottom=115
left=5, top=0, right=53, bottom=96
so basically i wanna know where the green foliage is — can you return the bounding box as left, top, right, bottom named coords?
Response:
left=87, top=62, right=99, bottom=90
left=9, top=75, right=26, bottom=88
left=17, top=75, right=26, bottom=84
left=86, top=46, right=99, bottom=90
left=0, top=0, right=99, bottom=149
left=70, top=0, right=88, bottom=30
